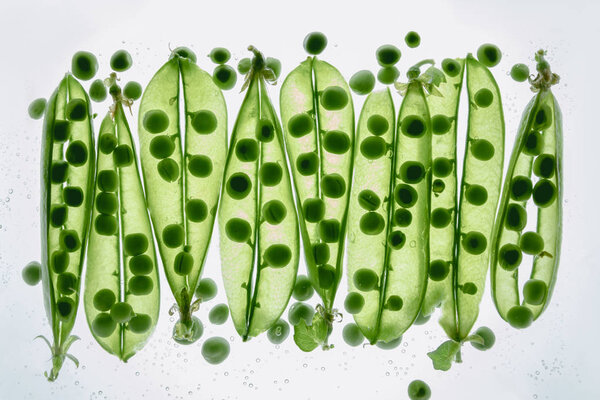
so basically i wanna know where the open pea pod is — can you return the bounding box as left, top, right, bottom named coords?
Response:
left=39, top=74, right=95, bottom=380
left=138, top=49, right=227, bottom=343
left=219, top=48, right=299, bottom=340
left=280, top=55, right=354, bottom=345
left=84, top=100, right=160, bottom=360
left=490, top=51, right=562, bottom=329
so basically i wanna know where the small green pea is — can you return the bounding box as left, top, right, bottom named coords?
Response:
left=533, top=104, right=552, bottom=130
left=256, top=118, right=275, bottom=142
left=400, top=115, right=427, bottom=137
left=376, top=44, right=401, bottom=66
left=93, top=288, right=116, bottom=311
left=532, top=179, right=557, bottom=208
left=129, top=314, right=153, bottom=334
left=201, top=337, right=230, bottom=364
left=288, top=302, right=315, bottom=325
left=358, top=189, right=381, bottom=211
left=376, top=336, right=402, bottom=350
left=474, top=88, right=494, bottom=108
left=110, top=302, right=134, bottom=324
left=344, top=292, right=365, bottom=314
left=162, top=224, right=184, bottom=248
left=349, top=70, right=376, bottom=95
left=149, top=135, right=175, bottom=159
left=431, top=114, right=451, bottom=135
left=60, top=229, right=81, bottom=252
left=64, top=185, right=83, bottom=205
left=312, top=242, right=330, bottom=264
left=237, top=58, right=252, bottom=74
left=186, top=199, right=208, bottom=222
left=173, top=316, right=203, bottom=345
left=303, top=198, right=325, bottom=223
left=506, top=305, right=534, bottom=329
left=191, top=110, right=218, bottom=134
left=50, top=161, right=69, bottom=184
left=89, top=80, right=107, bottom=102
left=288, top=113, right=314, bottom=138
left=92, top=313, right=116, bottom=337
left=429, top=260, right=449, bottom=281
left=143, top=109, right=170, bottom=134
left=157, top=159, right=179, bottom=182
left=394, top=184, right=418, bottom=208
left=519, top=231, right=544, bottom=255
left=441, top=58, right=461, bottom=77
left=225, top=218, right=252, bottom=243
left=303, top=32, right=327, bottom=55
left=266, top=57, right=282, bottom=79
left=353, top=268, right=379, bottom=291
left=533, top=154, right=555, bottom=179
left=317, top=265, right=336, bottom=289
left=471, top=326, right=496, bottom=351
left=129, top=254, right=153, bottom=276
left=460, top=282, right=478, bottom=295
left=360, top=137, right=387, bottom=160
left=208, top=303, right=229, bottom=325
left=66, top=99, right=87, bottom=121
left=295, top=152, right=318, bottom=176
left=169, top=47, right=197, bottom=63
left=432, top=157, right=453, bottom=177
left=267, top=319, right=290, bottom=344
left=498, top=243, right=522, bottom=271
left=71, top=51, right=98, bottom=80
left=123, top=81, right=142, bottom=100
left=476, top=43, right=502, bottom=67
left=22, top=261, right=42, bottom=286
left=53, top=120, right=70, bottom=142
left=56, top=297, right=75, bottom=320
left=263, top=244, right=292, bottom=267
left=367, top=114, right=389, bottom=136
left=99, top=133, right=117, bottom=154
left=263, top=200, right=287, bottom=225
left=462, top=231, right=487, bottom=255
left=97, top=170, right=117, bottom=192
left=510, top=176, right=533, bottom=201
left=51, top=251, right=69, bottom=274
left=404, top=31, right=421, bottom=48
left=386, top=295, right=403, bottom=311
left=50, top=204, right=68, bottom=227
left=174, top=251, right=194, bottom=275
left=388, top=230, right=406, bottom=250
left=523, top=130, right=543, bottom=156
left=393, top=209, right=412, bottom=227
left=292, top=275, right=314, bottom=301
left=342, top=323, right=365, bottom=347
left=65, top=140, right=88, bottom=166
left=95, top=214, right=117, bottom=236
left=510, top=63, right=530, bottom=82
left=95, top=192, right=117, bottom=215
left=465, top=184, right=488, bottom=206
left=188, top=155, right=213, bottom=177
left=505, top=203, right=527, bottom=231
left=208, top=47, right=231, bottom=64
left=377, top=66, right=400, bottom=84
left=319, top=219, right=340, bottom=243
left=195, top=278, right=217, bottom=301
left=128, top=276, right=154, bottom=296
left=213, top=65, right=237, bottom=90
left=57, top=272, right=77, bottom=295
left=321, top=174, right=346, bottom=198
left=359, top=212, right=385, bottom=235
left=113, top=144, right=134, bottom=167
left=28, top=98, right=46, bottom=119
left=407, top=379, right=431, bottom=400
left=523, top=279, right=547, bottom=305
left=400, top=161, right=425, bottom=183
left=320, top=86, right=348, bottom=111
left=110, top=49, right=133, bottom=72
left=235, top=138, right=259, bottom=162
left=431, top=208, right=452, bottom=229
left=470, top=139, right=495, bottom=161
left=260, top=162, right=283, bottom=186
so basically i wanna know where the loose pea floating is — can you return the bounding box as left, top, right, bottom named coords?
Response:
left=510, top=63, right=530, bottom=82
left=28, top=98, right=47, bottom=119
left=491, top=50, right=562, bottom=329
left=476, top=43, right=502, bottom=67
left=407, top=379, right=431, bottom=400
left=213, top=65, right=237, bottom=90
left=267, top=319, right=290, bottom=344
left=22, top=261, right=42, bottom=286
left=404, top=31, right=421, bottom=48
left=219, top=47, right=298, bottom=340
left=89, top=80, right=107, bottom=102
left=303, top=31, right=327, bottom=55
left=201, top=337, right=230, bottom=364
left=110, top=49, right=133, bottom=72
left=71, top=51, right=98, bottom=80
left=208, top=47, right=231, bottom=64
left=138, top=47, right=227, bottom=344
left=349, top=70, right=376, bottom=95
left=376, top=44, right=401, bottom=67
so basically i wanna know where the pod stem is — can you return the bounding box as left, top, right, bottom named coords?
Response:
left=35, top=334, right=79, bottom=381
left=529, top=50, right=560, bottom=92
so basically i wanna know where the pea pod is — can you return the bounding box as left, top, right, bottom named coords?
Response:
left=138, top=48, right=227, bottom=343
left=490, top=51, right=562, bottom=329
left=280, top=43, right=354, bottom=347
left=84, top=90, right=160, bottom=360
left=219, top=47, right=299, bottom=340
left=39, top=74, right=95, bottom=380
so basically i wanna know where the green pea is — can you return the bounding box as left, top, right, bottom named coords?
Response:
left=358, top=189, right=381, bottom=211
left=264, top=244, right=292, bottom=267
left=162, top=224, right=184, bottom=248
left=157, top=159, right=179, bottom=182
left=129, top=314, right=153, bottom=334
left=123, top=81, right=143, bottom=100
left=195, top=278, right=217, bottom=301
left=71, top=51, right=98, bottom=80
left=113, top=144, right=134, bottom=167
left=235, top=139, right=259, bottom=162
left=93, top=288, right=116, bottom=311
left=186, top=199, right=208, bottom=222
left=510, top=176, right=533, bottom=201
left=95, top=214, right=117, bottom=236
left=519, top=231, right=544, bottom=255
left=505, top=203, right=527, bottom=231
left=393, top=209, right=412, bottom=227
left=532, top=179, right=557, bottom=208
left=388, top=230, right=406, bottom=250
left=57, top=272, right=77, bottom=295
left=60, top=229, right=81, bottom=252
left=188, top=155, right=213, bottom=177
left=262, top=200, right=287, bottom=225
left=110, top=49, right=133, bottom=72
left=237, top=58, right=251, bottom=74
left=523, top=279, right=547, bottom=305
left=56, top=297, right=75, bottom=320
left=226, top=173, right=252, bottom=199
left=377, top=66, right=400, bottom=84
left=376, top=336, right=402, bottom=350
left=169, top=47, right=197, bottom=63
left=129, top=254, right=153, bottom=275
left=65, top=141, right=88, bottom=167
left=213, top=65, right=237, bottom=90
left=510, top=63, right=530, bottom=82
left=22, top=261, right=42, bottom=286
left=128, top=276, right=154, bottom=295
left=303, top=198, right=325, bottom=223
left=52, top=160, right=70, bottom=183
left=173, top=251, right=194, bottom=275
left=533, top=104, right=552, bottom=130
left=208, top=302, right=230, bottom=325
left=429, top=260, right=449, bottom=281
left=460, top=282, right=478, bottom=295
left=317, top=265, right=336, bottom=289
left=28, top=98, right=46, bottom=119
left=143, top=109, right=170, bottom=134
left=533, top=154, right=555, bottom=178
left=260, top=162, right=283, bottom=186
left=225, top=218, right=252, bottom=243
left=53, top=120, right=70, bottom=142
left=63, top=186, right=83, bottom=207
left=394, top=184, right=418, bottom=208
left=50, top=204, right=68, bottom=227
left=408, top=379, right=431, bottom=400
left=208, top=47, right=231, bottom=64
left=474, top=88, right=494, bottom=108
left=349, top=70, right=376, bottom=95
left=431, top=114, right=451, bottom=135
left=110, top=302, right=134, bottom=324
left=256, top=118, right=275, bottom=142
left=400, top=115, right=427, bottom=137
left=376, top=44, right=401, bottom=66
left=344, top=292, right=365, bottom=314
left=498, top=244, right=522, bottom=271
left=367, top=114, right=389, bottom=136
left=320, top=86, right=348, bottom=111
left=360, top=212, right=385, bottom=235
left=92, top=313, right=117, bottom=337
left=476, top=43, right=502, bottom=67
left=319, top=219, right=340, bottom=243
left=288, top=302, right=315, bottom=325
left=386, top=295, right=403, bottom=311
left=51, top=250, right=69, bottom=274
left=506, top=305, right=533, bottom=329
left=465, top=184, right=488, bottom=206
left=312, top=243, right=330, bottom=264
left=360, top=136, right=387, bottom=160
left=462, top=231, right=487, bottom=255
left=266, top=57, right=282, bottom=79
left=400, top=161, right=425, bottom=183
left=432, top=157, right=453, bottom=177
left=431, top=208, right=452, bottom=228
left=191, top=110, right=218, bottom=134
left=88, top=79, right=107, bottom=103
left=66, top=99, right=87, bottom=121
left=99, top=133, right=117, bottom=154
left=523, top=130, right=543, bottom=156
left=95, top=192, right=118, bottom=215
left=287, top=113, right=314, bottom=138
left=321, top=174, right=346, bottom=198
left=404, top=31, right=421, bottom=48
left=471, top=326, right=495, bottom=351
left=97, top=170, right=117, bottom=192
left=267, top=319, right=290, bottom=344
left=470, top=139, right=495, bottom=161
left=353, top=268, right=379, bottom=291
left=173, top=317, right=203, bottom=345
left=149, top=136, right=174, bottom=159
left=303, top=32, right=328, bottom=55
left=343, top=323, right=365, bottom=347
left=441, top=58, right=461, bottom=77
left=292, top=275, right=314, bottom=301
left=323, top=132, right=351, bottom=155
left=201, top=336, right=230, bottom=364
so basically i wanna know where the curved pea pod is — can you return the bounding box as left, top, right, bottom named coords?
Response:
left=280, top=56, right=354, bottom=337
left=39, top=74, right=95, bottom=380
left=219, top=50, right=299, bottom=340
left=420, top=58, right=465, bottom=333
left=138, top=53, right=227, bottom=343
left=84, top=105, right=160, bottom=361
left=491, top=53, right=562, bottom=328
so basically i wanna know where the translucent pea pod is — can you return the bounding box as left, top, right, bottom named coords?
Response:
left=39, top=74, right=95, bottom=380
left=420, top=58, right=465, bottom=334
left=84, top=101, right=160, bottom=360
left=491, top=51, right=562, bottom=326
left=138, top=51, right=227, bottom=343
left=219, top=47, right=299, bottom=340
left=280, top=54, right=355, bottom=346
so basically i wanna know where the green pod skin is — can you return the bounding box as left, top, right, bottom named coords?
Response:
left=84, top=103, right=160, bottom=361
left=219, top=48, right=299, bottom=340
left=420, top=58, right=465, bottom=327
left=444, top=55, right=505, bottom=341
left=280, top=54, right=355, bottom=342
left=40, top=74, right=95, bottom=381
left=491, top=54, right=562, bottom=326
left=138, top=51, right=227, bottom=343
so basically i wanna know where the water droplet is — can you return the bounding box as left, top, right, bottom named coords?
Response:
left=409, top=240, right=416, bottom=248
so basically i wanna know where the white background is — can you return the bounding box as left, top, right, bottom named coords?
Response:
left=1, top=0, right=598, bottom=399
